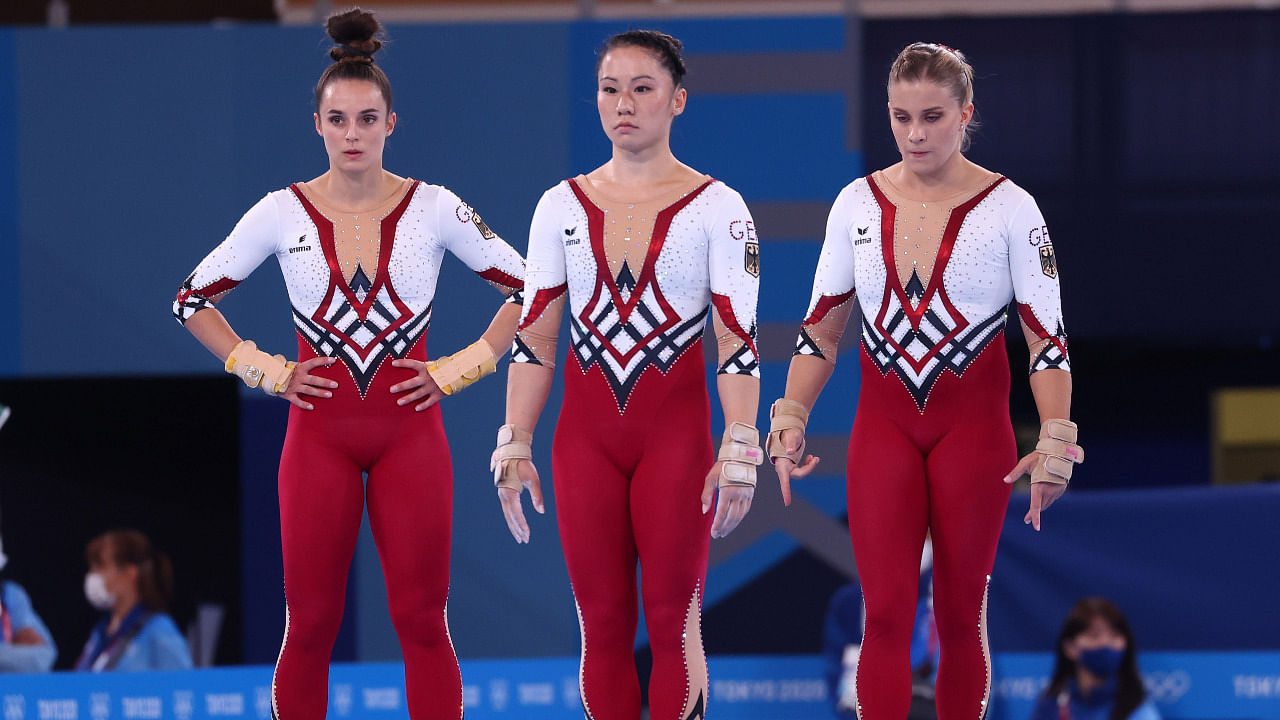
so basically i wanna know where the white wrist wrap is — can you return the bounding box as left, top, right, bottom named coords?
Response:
left=225, top=340, right=296, bottom=396
left=765, top=398, right=809, bottom=465
left=1031, top=419, right=1084, bottom=485
left=717, top=422, right=763, bottom=488
left=491, top=424, right=533, bottom=491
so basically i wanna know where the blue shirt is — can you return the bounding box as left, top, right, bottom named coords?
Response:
left=0, top=580, right=57, bottom=673
left=75, top=605, right=193, bottom=672
left=1030, top=678, right=1161, bottom=720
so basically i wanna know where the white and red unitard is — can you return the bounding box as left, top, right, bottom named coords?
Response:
left=797, top=170, right=1069, bottom=720
left=515, top=174, right=759, bottom=720
left=174, top=179, right=524, bottom=720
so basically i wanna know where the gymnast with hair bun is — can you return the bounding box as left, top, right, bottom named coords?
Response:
left=173, top=8, right=525, bottom=718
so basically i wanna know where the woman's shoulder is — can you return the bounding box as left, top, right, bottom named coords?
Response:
left=701, top=176, right=745, bottom=205
left=989, top=173, right=1032, bottom=201
left=140, top=611, right=183, bottom=637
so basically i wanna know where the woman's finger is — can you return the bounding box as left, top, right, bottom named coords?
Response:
left=521, top=461, right=545, bottom=514
left=1024, top=487, right=1044, bottom=531
left=389, top=375, right=427, bottom=395
left=789, top=454, right=822, bottom=479
left=414, top=391, right=445, bottom=412
left=397, top=386, right=430, bottom=406
left=701, top=466, right=718, bottom=514
left=710, top=494, right=732, bottom=538
left=1004, top=453, right=1038, bottom=484
left=775, top=460, right=794, bottom=506
left=295, top=384, right=333, bottom=398
left=498, top=488, right=530, bottom=543
left=285, top=394, right=314, bottom=411
left=297, top=356, right=334, bottom=372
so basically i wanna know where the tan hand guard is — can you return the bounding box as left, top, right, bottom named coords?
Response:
left=1031, top=419, right=1084, bottom=485
left=717, top=422, right=764, bottom=488
left=490, top=424, right=532, bottom=492
left=765, top=398, right=809, bottom=465
left=224, top=340, right=296, bottom=396
left=426, top=339, right=497, bottom=395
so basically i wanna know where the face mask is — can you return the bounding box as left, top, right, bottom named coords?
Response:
left=1079, top=646, right=1124, bottom=678
left=84, top=572, right=115, bottom=610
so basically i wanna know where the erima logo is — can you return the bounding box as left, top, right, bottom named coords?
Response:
left=855, top=226, right=873, bottom=245
left=564, top=227, right=580, bottom=246
left=290, top=234, right=312, bottom=254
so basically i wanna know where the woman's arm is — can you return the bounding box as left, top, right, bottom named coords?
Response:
left=390, top=188, right=531, bottom=407
left=769, top=187, right=859, bottom=505
left=1004, top=192, right=1080, bottom=530
left=174, top=195, right=336, bottom=409
left=704, top=188, right=764, bottom=538
left=492, top=189, right=568, bottom=543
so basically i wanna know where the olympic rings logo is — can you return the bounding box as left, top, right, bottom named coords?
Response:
left=1142, top=670, right=1192, bottom=702
left=3, top=696, right=25, bottom=720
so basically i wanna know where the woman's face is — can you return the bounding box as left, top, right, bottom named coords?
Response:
left=887, top=79, right=972, bottom=177
left=1065, top=615, right=1128, bottom=660
left=314, top=78, right=396, bottom=174
left=89, top=545, right=135, bottom=598
left=596, top=45, right=686, bottom=153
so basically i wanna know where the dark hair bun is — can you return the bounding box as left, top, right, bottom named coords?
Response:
left=326, top=7, right=384, bottom=62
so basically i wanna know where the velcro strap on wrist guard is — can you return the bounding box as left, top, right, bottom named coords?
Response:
left=427, top=339, right=497, bottom=395
left=718, top=422, right=764, bottom=464
left=717, top=422, right=762, bottom=488
left=225, top=340, right=296, bottom=396
left=490, top=424, right=533, bottom=491
left=766, top=398, right=809, bottom=465
left=1031, top=419, right=1084, bottom=485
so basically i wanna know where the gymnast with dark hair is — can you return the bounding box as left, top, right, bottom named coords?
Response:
left=173, top=8, right=525, bottom=718
left=494, top=29, right=762, bottom=720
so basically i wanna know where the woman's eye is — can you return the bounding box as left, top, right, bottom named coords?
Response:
left=926, top=115, right=941, bottom=122
left=601, top=86, right=617, bottom=94
left=635, top=85, right=651, bottom=93
left=329, top=117, right=343, bottom=125
left=362, top=116, right=377, bottom=124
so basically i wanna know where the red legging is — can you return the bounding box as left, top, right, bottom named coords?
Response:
left=271, top=334, right=460, bottom=720
left=553, top=343, right=715, bottom=720
left=848, top=334, right=1016, bottom=720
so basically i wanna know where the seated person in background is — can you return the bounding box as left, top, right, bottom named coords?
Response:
left=824, top=538, right=939, bottom=720
left=0, top=532, right=57, bottom=673
left=73, top=529, right=192, bottom=672
left=1032, top=596, right=1160, bottom=720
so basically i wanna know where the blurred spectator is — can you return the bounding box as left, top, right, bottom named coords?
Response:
left=72, top=529, right=192, bottom=671
left=0, top=529, right=57, bottom=673
left=1031, top=597, right=1160, bottom=720
left=824, top=538, right=939, bottom=719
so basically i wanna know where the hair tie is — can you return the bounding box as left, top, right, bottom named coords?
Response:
left=336, top=44, right=375, bottom=63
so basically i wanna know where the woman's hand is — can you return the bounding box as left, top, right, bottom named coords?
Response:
left=497, top=459, right=545, bottom=544
left=1005, top=452, right=1068, bottom=531
left=701, top=461, right=755, bottom=539
left=390, top=359, right=447, bottom=411
left=280, top=356, right=338, bottom=410
left=772, top=428, right=821, bottom=506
